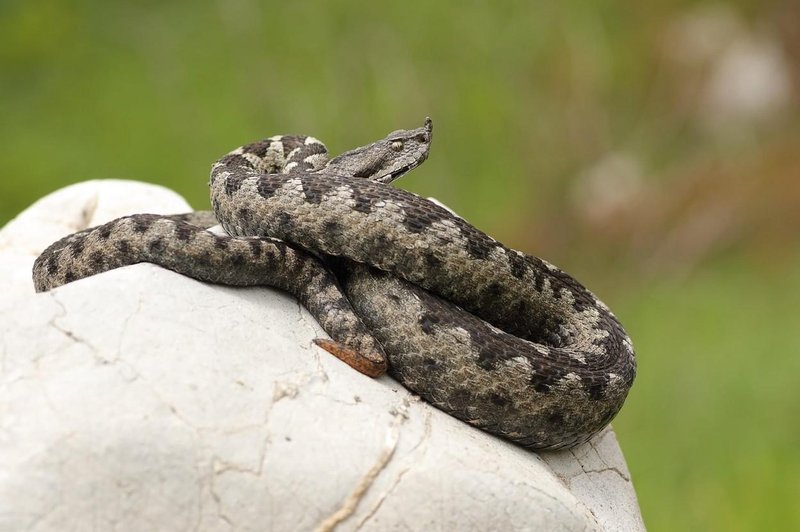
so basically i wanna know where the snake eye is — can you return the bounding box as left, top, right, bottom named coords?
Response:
left=390, top=140, right=404, bottom=152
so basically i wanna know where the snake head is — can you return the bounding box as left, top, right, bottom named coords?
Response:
left=325, top=118, right=433, bottom=183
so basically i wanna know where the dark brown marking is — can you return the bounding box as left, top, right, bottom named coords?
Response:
left=534, top=273, right=544, bottom=292
left=299, top=174, right=336, bottom=205
left=46, top=257, right=59, bottom=275
left=241, top=139, right=271, bottom=158
left=486, top=282, right=502, bottom=299
left=423, top=357, right=439, bottom=369
left=475, top=343, right=501, bottom=371
left=423, top=250, right=442, bottom=270
left=89, top=251, right=105, bottom=269
left=115, top=240, right=130, bottom=254
left=133, top=218, right=152, bottom=234
left=256, top=176, right=279, bottom=199
left=323, top=220, right=342, bottom=236
left=275, top=211, right=294, bottom=234
left=175, top=224, right=193, bottom=242
left=147, top=238, right=165, bottom=254
left=69, top=241, right=84, bottom=258
left=350, top=187, right=374, bottom=214
left=530, top=367, right=567, bottom=394
left=466, top=239, right=492, bottom=261
left=401, top=216, right=431, bottom=234
left=584, top=374, right=609, bottom=401
left=220, top=153, right=251, bottom=169
left=225, top=173, right=246, bottom=196
left=280, top=137, right=305, bottom=158
left=248, top=239, right=263, bottom=257
left=419, top=312, right=441, bottom=335
left=490, top=393, right=509, bottom=407
left=508, top=252, right=528, bottom=279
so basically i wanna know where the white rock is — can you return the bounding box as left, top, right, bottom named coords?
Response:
left=0, top=181, right=645, bottom=531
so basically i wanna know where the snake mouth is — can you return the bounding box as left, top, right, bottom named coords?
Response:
left=379, top=166, right=417, bottom=184
left=377, top=156, right=428, bottom=183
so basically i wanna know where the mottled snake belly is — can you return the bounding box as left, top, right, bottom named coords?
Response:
left=33, top=119, right=636, bottom=450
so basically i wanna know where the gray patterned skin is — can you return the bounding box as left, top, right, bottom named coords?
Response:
left=33, top=118, right=635, bottom=450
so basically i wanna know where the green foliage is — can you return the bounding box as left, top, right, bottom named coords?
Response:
left=614, top=255, right=800, bottom=530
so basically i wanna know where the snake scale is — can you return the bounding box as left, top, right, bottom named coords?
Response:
left=33, top=118, right=635, bottom=450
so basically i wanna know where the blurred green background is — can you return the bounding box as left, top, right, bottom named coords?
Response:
left=2, top=0, right=799, bottom=529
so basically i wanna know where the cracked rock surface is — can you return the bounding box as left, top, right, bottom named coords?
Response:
left=0, top=180, right=645, bottom=531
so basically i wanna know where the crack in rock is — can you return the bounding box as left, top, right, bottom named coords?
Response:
left=314, top=399, right=411, bottom=532
left=47, top=292, right=100, bottom=358
left=355, top=408, right=433, bottom=530
left=568, top=435, right=632, bottom=483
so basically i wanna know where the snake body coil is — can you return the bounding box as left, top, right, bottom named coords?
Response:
left=33, top=119, right=635, bottom=450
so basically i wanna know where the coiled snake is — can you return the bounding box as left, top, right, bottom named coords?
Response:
left=33, top=119, right=635, bottom=450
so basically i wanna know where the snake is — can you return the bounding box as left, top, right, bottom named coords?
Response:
left=32, top=119, right=636, bottom=450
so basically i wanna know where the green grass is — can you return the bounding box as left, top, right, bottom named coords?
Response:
left=2, top=1, right=798, bottom=529
left=613, top=254, right=800, bottom=530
